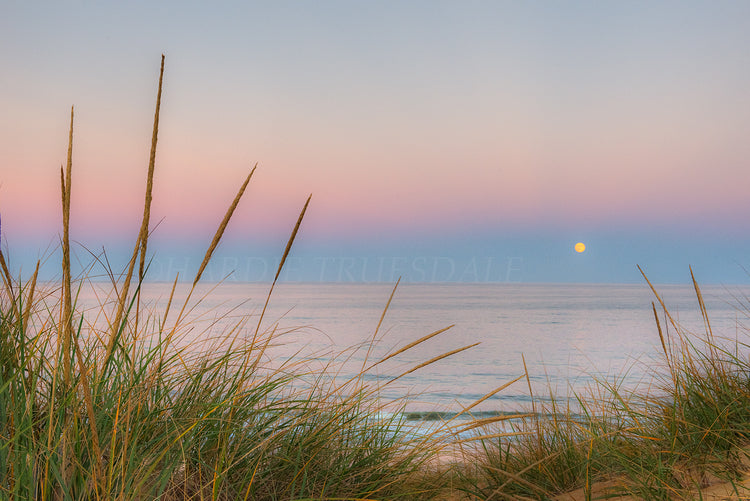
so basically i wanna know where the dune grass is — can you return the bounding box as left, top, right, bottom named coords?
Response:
left=3, top=56, right=750, bottom=500
left=0, top=278, right=452, bottom=499
left=0, top=56, right=480, bottom=500
left=457, top=270, right=750, bottom=500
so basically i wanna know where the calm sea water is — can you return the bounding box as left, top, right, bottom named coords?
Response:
left=77, top=282, right=750, bottom=416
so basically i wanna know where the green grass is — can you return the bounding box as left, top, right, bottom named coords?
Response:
left=458, top=271, right=750, bottom=500
left=0, top=277, right=456, bottom=500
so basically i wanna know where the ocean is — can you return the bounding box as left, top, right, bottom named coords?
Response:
left=76, top=281, right=750, bottom=417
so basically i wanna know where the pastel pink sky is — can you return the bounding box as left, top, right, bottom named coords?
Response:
left=2, top=2, right=750, bottom=283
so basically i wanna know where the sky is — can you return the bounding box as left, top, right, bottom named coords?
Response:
left=1, top=1, right=750, bottom=284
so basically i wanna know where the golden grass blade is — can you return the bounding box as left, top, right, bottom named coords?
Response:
left=522, top=353, right=541, bottom=441
left=59, top=165, right=65, bottom=208
left=21, top=260, right=40, bottom=332
left=161, top=166, right=256, bottom=361
left=253, top=194, right=311, bottom=339
left=160, top=272, right=179, bottom=332
left=690, top=265, right=714, bottom=341
left=453, top=413, right=534, bottom=434
left=110, top=243, right=139, bottom=335
left=0, top=250, right=19, bottom=319
left=638, top=264, right=681, bottom=333
left=110, top=56, right=164, bottom=344
left=61, top=107, right=74, bottom=379
left=387, top=342, right=480, bottom=385
left=522, top=353, right=534, bottom=408
left=374, top=277, right=399, bottom=339
left=364, top=324, right=454, bottom=374
left=453, top=374, right=525, bottom=421
left=58, top=107, right=75, bottom=487
left=137, top=54, right=165, bottom=283
left=653, top=301, right=670, bottom=367
left=132, top=55, right=165, bottom=334
left=274, top=194, right=311, bottom=286
left=193, top=165, right=256, bottom=286
left=359, top=277, right=401, bottom=374
left=0, top=249, right=11, bottom=288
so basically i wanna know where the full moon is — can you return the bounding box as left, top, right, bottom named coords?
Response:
left=574, top=242, right=586, bottom=253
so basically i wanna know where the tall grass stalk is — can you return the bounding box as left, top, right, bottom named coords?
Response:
left=137, top=54, right=165, bottom=286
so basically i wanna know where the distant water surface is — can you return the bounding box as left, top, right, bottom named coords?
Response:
left=76, top=282, right=750, bottom=415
